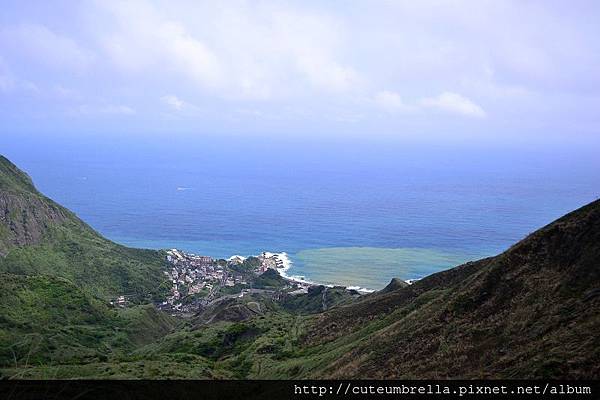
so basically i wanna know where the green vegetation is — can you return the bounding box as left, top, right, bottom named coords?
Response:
left=0, top=224, right=168, bottom=301
left=0, top=273, right=178, bottom=378
left=133, top=311, right=309, bottom=379
left=282, top=285, right=358, bottom=314
left=1, top=154, right=599, bottom=379
left=0, top=156, right=38, bottom=193
left=0, top=155, right=168, bottom=301
left=0, top=155, right=177, bottom=378
left=252, top=269, right=287, bottom=289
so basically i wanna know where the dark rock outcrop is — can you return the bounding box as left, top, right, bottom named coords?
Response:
left=381, top=277, right=410, bottom=293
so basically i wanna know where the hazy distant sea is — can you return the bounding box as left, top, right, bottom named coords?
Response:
left=3, top=134, right=599, bottom=289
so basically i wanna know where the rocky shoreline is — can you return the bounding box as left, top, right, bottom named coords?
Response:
left=148, top=249, right=361, bottom=317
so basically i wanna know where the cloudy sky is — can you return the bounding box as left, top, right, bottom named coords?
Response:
left=1, top=0, right=599, bottom=140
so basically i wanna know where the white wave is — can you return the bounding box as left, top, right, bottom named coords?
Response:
left=347, top=285, right=375, bottom=293
left=270, top=252, right=293, bottom=276
left=268, top=251, right=376, bottom=292
left=220, top=250, right=378, bottom=293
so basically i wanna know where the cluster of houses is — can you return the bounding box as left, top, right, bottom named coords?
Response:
left=256, top=252, right=286, bottom=272
left=110, top=295, right=129, bottom=308
left=164, top=249, right=232, bottom=306
left=162, top=249, right=287, bottom=310
left=224, top=251, right=286, bottom=274
left=110, top=250, right=294, bottom=312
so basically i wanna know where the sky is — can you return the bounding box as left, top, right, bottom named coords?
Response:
left=1, top=0, right=600, bottom=142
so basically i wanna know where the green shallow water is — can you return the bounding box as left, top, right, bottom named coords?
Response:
left=291, top=247, right=484, bottom=290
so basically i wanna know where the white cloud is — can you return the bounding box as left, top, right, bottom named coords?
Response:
left=74, top=104, right=136, bottom=116
left=420, top=92, right=486, bottom=118
left=373, top=90, right=485, bottom=118
left=374, top=90, right=414, bottom=113
left=154, top=21, right=223, bottom=88
left=267, top=8, right=359, bottom=93
left=94, top=1, right=359, bottom=99
left=0, top=74, right=39, bottom=94
left=2, top=1, right=600, bottom=131
left=0, top=23, right=93, bottom=71
left=99, top=3, right=223, bottom=89
left=105, top=105, right=135, bottom=115
left=0, top=58, right=39, bottom=94
left=161, top=94, right=185, bottom=111
left=0, top=74, right=14, bottom=93
left=53, top=85, right=80, bottom=100
left=160, top=95, right=204, bottom=115
left=0, top=60, right=14, bottom=92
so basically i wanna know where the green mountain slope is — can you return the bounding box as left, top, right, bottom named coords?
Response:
left=0, top=154, right=598, bottom=379
left=100, top=200, right=600, bottom=380
left=0, top=155, right=179, bottom=378
left=0, top=273, right=177, bottom=374
left=277, top=199, right=600, bottom=379
left=0, top=155, right=168, bottom=301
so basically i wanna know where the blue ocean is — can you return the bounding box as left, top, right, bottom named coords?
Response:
left=2, top=133, right=598, bottom=289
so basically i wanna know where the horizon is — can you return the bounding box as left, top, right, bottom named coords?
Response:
left=1, top=148, right=598, bottom=291
left=2, top=1, right=600, bottom=386
left=1, top=133, right=598, bottom=289
left=2, top=0, right=599, bottom=289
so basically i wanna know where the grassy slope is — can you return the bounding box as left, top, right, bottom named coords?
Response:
left=269, top=199, right=600, bottom=379
left=2, top=297, right=307, bottom=379
left=0, top=155, right=168, bottom=301
left=0, top=273, right=179, bottom=378
left=105, top=197, right=595, bottom=380
left=0, top=224, right=169, bottom=301
left=1, top=154, right=598, bottom=379
left=0, top=155, right=329, bottom=379
left=0, top=155, right=178, bottom=378
left=0, top=156, right=38, bottom=193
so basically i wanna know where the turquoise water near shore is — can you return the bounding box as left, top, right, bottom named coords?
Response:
left=292, top=247, right=485, bottom=289
left=109, top=237, right=488, bottom=289
left=2, top=135, right=599, bottom=290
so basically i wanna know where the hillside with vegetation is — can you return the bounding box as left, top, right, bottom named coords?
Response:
left=0, top=156, right=168, bottom=301
left=0, top=155, right=598, bottom=379
left=284, top=198, right=600, bottom=378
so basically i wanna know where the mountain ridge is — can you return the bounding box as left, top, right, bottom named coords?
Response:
left=0, top=156, right=38, bottom=194
left=293, top=198, right=600, bottom=378
left=0, top=154, right=598, bottom=379
left=0, top=155, right=168, bottom=300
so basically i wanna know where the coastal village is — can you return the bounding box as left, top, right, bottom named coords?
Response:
left=152, top=249, right=310, bottom=314
left=109, top=249, right=390, bottom=313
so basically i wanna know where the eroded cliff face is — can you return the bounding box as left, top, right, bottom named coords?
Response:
left=0, top=155, right=71, bottom=255
left=0, top=155, right=168, bottom=302
left=0, top=191, right=70, bottom=255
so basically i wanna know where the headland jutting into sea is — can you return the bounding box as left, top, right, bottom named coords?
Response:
left=112, top=248, right=376, bottom=316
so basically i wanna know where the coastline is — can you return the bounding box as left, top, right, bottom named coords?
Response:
left=224, top=250, right=378, bottom=293
left=110, top=234, right=499, bottom=291
left=266, top=251, right=377, bottom=293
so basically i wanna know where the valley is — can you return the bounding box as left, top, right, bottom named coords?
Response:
left=0, top=155, right=598, bottom=379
